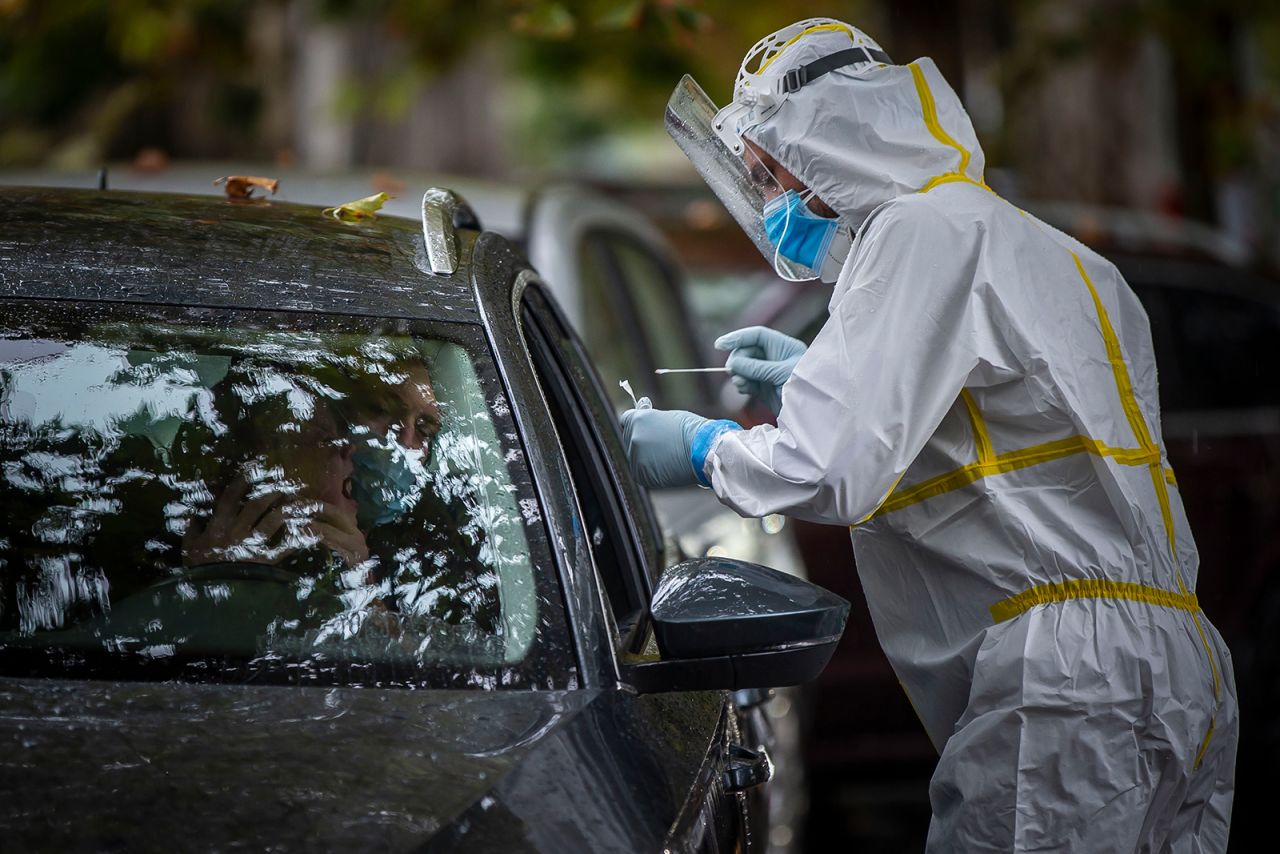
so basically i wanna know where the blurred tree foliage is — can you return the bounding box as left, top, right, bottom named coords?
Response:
left=0, top=0, right=867, bottom=168
left=500, top=1, right=875, bottom=169
left=0, top=0, right=263, bottom=166
left=998, top=0, right=1280, bottom=222
left=2, top=0, right=1278, bottom=243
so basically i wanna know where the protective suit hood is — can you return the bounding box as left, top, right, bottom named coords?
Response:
left=743, top=30, right=986, bottom=230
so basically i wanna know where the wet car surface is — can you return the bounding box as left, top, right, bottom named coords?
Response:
left=0, top=169, right=814, bottom=852
left=0, top=187, right=847, bottom=852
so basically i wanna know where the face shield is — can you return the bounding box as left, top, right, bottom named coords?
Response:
left=664, top=75, right=813, bottom=280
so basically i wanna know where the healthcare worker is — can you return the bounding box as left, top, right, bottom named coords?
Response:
left=624, top=18, right=1238, bottom=853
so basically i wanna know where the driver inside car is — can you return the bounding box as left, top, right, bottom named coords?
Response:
left=182, top=395, right=369, bottom=572
left=178, top=349, right=507, bottom=652
left=182, top=357, right=441, bottom=574
left=346, top=359, right=441, bottom=533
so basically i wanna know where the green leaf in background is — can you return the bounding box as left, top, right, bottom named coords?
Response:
left=510, top=2, right=577, bottom=40
left=595, top=0, right=644, bottom=31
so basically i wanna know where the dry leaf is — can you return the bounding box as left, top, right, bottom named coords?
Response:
left=213, top=175, right=279, bottom=199
left=322, top=192, right=391, bottom=222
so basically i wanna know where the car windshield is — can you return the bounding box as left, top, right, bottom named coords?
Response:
left=0, top=301, right=569, bottom=689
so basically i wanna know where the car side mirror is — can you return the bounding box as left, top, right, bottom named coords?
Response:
left=623, top=557, right=849, bottom=693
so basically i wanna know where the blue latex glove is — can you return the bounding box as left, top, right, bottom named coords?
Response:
left=715, top=326, right=808, bottom=415
left=620, top=407, right=742, bottom=489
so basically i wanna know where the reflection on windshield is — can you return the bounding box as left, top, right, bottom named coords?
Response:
left=0, top=308, right=555, bottom=688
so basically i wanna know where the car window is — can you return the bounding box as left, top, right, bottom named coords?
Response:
left=577, top=235, right=653, bottom=400
left=1134, top=284, right=1280, bottom=412
left=605, top=236, right=708, bottom=412
left=686, top=270, right=775, bottom=337
left=577, top=228, right=715, bottom=415
left=0, top=300, right=572, bottom=689
left=521, top=286, right=663, bottom=649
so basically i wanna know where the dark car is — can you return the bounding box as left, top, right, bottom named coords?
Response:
left=0, top=186, right=849, bottom=852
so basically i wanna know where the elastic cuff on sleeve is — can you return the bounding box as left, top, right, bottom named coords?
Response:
left=690, top=419, right=743, bottom=488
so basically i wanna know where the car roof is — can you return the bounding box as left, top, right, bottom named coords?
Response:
left=0, top=164, right=530, bottom=238
left=0, top=186, right=481, bottom=323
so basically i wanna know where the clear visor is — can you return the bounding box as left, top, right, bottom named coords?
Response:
left=664, top=74, right=810, bottom=278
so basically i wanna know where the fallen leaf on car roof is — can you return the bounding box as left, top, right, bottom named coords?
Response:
left=213, top=175, right=279, bottom=199
left=323, top=192, right=391, bottom=222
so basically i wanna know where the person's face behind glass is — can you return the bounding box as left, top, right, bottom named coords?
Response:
left=361, top=363, right=441, bottom=453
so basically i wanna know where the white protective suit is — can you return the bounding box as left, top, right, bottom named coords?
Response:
left=703, top=23, right=1239, bottom=853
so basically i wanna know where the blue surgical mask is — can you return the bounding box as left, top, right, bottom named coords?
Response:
left=763, top=189, right=839, bottom=273
left=351, top=437, right=426, bottom=529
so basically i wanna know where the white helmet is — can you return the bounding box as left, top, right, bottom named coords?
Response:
left=664, top=19, right=891, bottom=280
left=711, top=19, right=891, bottom=156
left=666, top=17, right=984, bottom=277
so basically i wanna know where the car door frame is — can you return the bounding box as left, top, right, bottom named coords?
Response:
left=518, top=281, right=664, bottom=657
left=471, top=230, right=670, bottom=688
left=467, top=231, right=618, bottom=689
left=497, top=260, right=757, bottom=854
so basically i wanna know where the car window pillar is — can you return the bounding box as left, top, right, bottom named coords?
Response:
left=520, top=286, right=664, bottom=659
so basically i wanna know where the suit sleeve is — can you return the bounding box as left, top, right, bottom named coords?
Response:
left=706, top=199, right=985, bottom=525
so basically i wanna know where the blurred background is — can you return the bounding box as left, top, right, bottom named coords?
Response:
left=3, top=1, right=1277, bottom=851
left=4, top=0, right=1280, bottom=256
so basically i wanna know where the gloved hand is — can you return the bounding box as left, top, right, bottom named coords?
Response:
left=621, top=407, right=742, bottom=489
left=714, top=326, right=808, bottom=415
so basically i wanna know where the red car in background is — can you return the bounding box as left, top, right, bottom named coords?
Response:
left=612, top=185, right=1280, bottom=848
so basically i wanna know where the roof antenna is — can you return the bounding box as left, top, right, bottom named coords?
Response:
left=97, top=167, right=108, bottom=190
